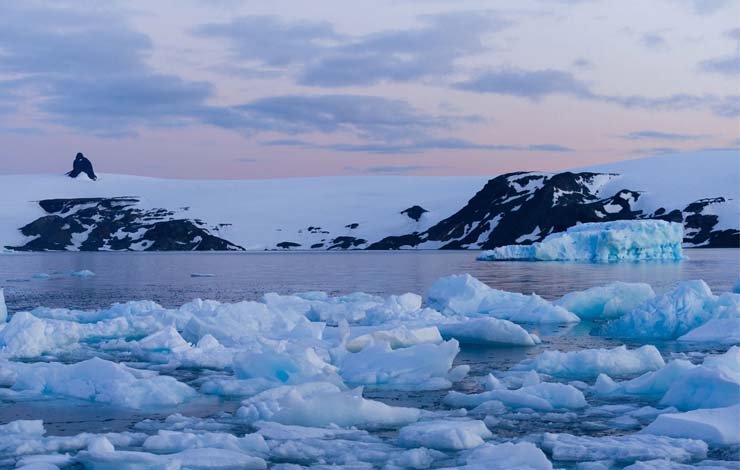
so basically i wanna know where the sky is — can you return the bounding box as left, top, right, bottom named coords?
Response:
left=0, top=0, right=738, bottom=179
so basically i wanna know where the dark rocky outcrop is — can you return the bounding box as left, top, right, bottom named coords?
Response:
left=369, top=171, right=737, bottom=250
left=66, top=153, right=97, bottom=180
left=401, top=205, right=428, bottom=222
left=8, top=197, right=243, bottom=252
left=277, top=241, right=301, bottom=249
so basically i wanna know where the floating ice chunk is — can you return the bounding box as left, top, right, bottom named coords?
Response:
left=659, top=347, right=740, bottom=410
left=445, top=381, right=586, bottom=411
left=397, top=419, right=493, bottom=450
left=70, top=269, right=95, bottom=278
left=594, top=348, right=740, bottom=411
left=478, top=220, right=684, bottom=262
left=555, top=282, right=655, bottom=320
left=539, top=432, right=707, bottom=463
left=346, top=325, right=443, bottom=352
left=514, top=345, right=665, bottom=379
left=136, top=326, right=192, bottom=354
left=461, top=442, right=552, bottom=470
left=0, top=311, right=152, bottom=359
left=237, top=382, right=420, bottom=428
left=78, top=436, right=267, bottom=469
left=233, top=343, right=341, bottom=385
left=428, top=274, right=579, bottom=323
left=31, top=273, right=51, bottom=280
left=339, top=339, right=466, bottom=390
left=7, top=357, right=196, bottom=409
left=439, top=317, right=540, bottom=346
left=190, top=273, right=216, bottom=278
left=0, top=288, right=6, bottom=323
left=678, top=318, right=740, bottom=345
left=642, top=404, right=740, bottom=446
left=602, top=280, right=739, bottom=339
left=734, top=278, right=740, bottom=294
left=143, top=429, right=269, bottom=455
left=182, top=299, right=302, bottom=346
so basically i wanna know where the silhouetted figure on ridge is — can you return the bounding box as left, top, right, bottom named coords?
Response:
left=66, top=152, right=97, bottom=180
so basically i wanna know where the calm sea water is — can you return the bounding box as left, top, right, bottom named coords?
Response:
left=1, top=249, right=738, bottom=313
left=0, top=249, right=738, bottom=443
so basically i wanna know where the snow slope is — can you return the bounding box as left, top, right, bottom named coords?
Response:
left=0, top=174, right=487, bottom=250
left=0, top=150, right=737, bottom=251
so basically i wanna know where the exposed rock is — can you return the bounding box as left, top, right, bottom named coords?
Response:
left=401, top=205, right=429, bottom=222
left=8, top=197, right=243, bottom=252
left=66, top=153, right=97, bottom=180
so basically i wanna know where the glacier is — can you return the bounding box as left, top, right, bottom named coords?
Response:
left=478, top=220, right=684, bottom=262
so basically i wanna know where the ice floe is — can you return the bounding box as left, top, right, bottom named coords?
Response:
left=555, top=282, right=655, bottom=320
left=642, top=404, right=740, bottom=446
left=397, top=419, right=493, bottom=450
left=237, top=382, right=421, bottom=428
left=601, top=280, right=740, bottom=339
left=513, top=345, right=665, bottom=379
left=478, top=220, right=684, bottom=262
left=428, top=274, right=579, bottom=323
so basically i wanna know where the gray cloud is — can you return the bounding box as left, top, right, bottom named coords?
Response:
left=198, top=12, right=507, bottom=87
left=640, top=33, right=667, bottom=50
left=455, top=68, right=591, bottom=100
left=262, top=137, right=573, bottom=154
left=456, top=67, right=739, bottom=118
left=671, top=0, right=730, bottom=14
left=628, top=147, right=681, bottom=155
left=698, top=28, right=740, bottom=77
left=619, top=130, right=708, bottom=141
left=344, top=165, right=444, bottom=174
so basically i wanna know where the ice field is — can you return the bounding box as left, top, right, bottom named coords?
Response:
left=0, top=251, right=738, bottom=469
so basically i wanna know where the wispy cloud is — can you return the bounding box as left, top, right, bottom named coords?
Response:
left=344, top=165, right=444, bottom=174
left=618, top=130, right=708, bottom=141
left=197, top=11, right=507, bottom=87
left=456, top=67, right=739, bottom=118
left=262, top=137, right=573, bottom=154
left=698, top=28, right=740, bottom=77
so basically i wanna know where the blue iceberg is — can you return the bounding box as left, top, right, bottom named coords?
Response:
left=478, top=220, right=684, bottom=262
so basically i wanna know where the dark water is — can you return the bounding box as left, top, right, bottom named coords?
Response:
left=1, top=249, right=738, bottom=313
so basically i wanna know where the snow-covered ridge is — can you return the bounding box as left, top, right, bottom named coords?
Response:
left=0, top=150, right=737, bottom=251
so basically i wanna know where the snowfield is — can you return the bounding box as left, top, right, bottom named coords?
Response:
left=0, top=149, right=737, bottom=251
left=0, top=272, right=738, bottom=468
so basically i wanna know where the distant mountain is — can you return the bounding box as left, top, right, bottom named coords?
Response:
left=1, top=151, right=737, bottom=251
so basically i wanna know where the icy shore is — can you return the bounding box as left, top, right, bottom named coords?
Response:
left=478, top=220, right=684, bottom=262
left=0, top=273, right=737, bottom=468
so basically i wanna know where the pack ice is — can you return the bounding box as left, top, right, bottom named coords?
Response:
left=0, top=272, right=738, bottom=468
left=478, top=220, right=684, bottom=262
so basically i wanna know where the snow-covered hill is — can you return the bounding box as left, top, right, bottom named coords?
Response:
left=0, top=150, right=737, bottom=251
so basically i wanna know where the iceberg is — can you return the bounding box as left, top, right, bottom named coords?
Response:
left=538, top=432, right=707, bottom=463
left=339, top=339, right=467, bottom=390
left=642, top=404, right=740, bottom=446
left=460, top=442, right=552, bottom=470
left=594, top=347, right=740, bottom=411
left=438, top=317, right=540, bottom=346
left=345, top=325, right=443, bottom=352
left=478, top=220, right=684, bottom=262
left=5, top=357, right=196, bottom=409
left=555, top=282, right=655, bottom=320
left=445, top=381, right=587, bottom=411
left=397, top=419, right=493, bottom=450
left=428, top=274, right=579, bottom=323
left=237, top=382, right=421, bottom=428
left=677, top=317, right=740, bottom=345
left=601, top=280, right=739, bottom=339
left=513, top=345, right=665, bottom=379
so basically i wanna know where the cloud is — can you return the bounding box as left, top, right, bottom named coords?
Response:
left=198, top=12, right=507, bottom=87
left=628, top=147, right=681, bottom=155
left=455, top=68, right=591, bottom=100
left=671, top=0, right=730, bottom=14
left=195, top=16, right=339, bottom=67
left=456, top=67, right=739, bottom=117
left=262, top=137, right=573, bottom=154
left=640, top=33, right=667, bottom=50
left=619, top=130, right=708, bottom=141
left=234, top=157, right=258, bottom=163
left=345, top=165, right=443, bottom=174
left=698, top=28, right=740, bottom=77
left=572, top=58, right=593, bottom=69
